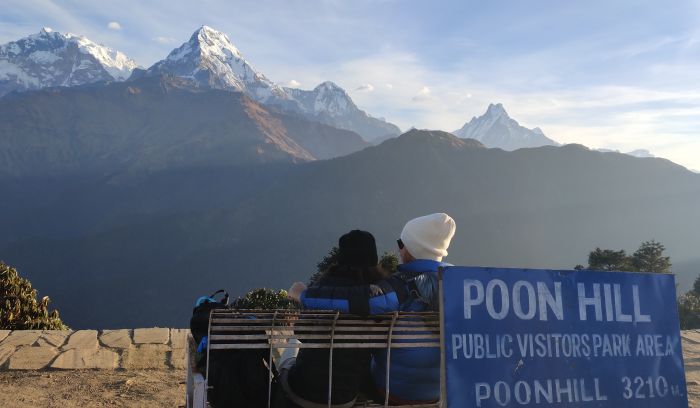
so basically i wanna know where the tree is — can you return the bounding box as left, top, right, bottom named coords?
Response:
left=309, top=246, right=341, bottom=285
left=0, top=261, right=67, bottom=330
left=309, top=246, right=400, bottom=286
left=677, top=292, right=700, bottom=330
left=692, top=275, right=700, bottom=297
left=631, top=240, right=671, bottom=273
left=587, top=248, right=632, bottom=272
left=583, top=241, right=671, bottom=274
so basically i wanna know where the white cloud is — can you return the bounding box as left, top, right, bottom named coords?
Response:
left=385, top=83, right=393, bottom=89
left=286, top=79, right=301, bottom=88
left=107, top=21, right=122, bottom=30
left=412, top=86, right=432, bottom=102
left=152, top=36, right=175, bottom=45
left=355, top=84, right=374, bottom=92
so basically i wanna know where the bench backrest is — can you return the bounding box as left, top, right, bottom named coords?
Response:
left=207, top=309, right=440, bottom=350
left=204, top=309, right=442, bottom=408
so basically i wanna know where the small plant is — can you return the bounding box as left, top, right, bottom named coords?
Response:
left=379, top=251, right=399, bottom=275
left=0, top=261, right=68, bottom=330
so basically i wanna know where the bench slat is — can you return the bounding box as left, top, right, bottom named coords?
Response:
left=209, top=318, right=438, bottom=326
left=209, top=333, right=440, bottom=341
left=209, top=326, right=439, bottom=333
left=209, top=342, right=440, bottom=350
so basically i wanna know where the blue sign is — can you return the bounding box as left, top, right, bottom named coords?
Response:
left=441, top=267, right=688, bottom=408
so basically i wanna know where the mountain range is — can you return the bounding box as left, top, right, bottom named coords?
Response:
left=0, top=27, right=137, bottom=96
left=2, top=129, right=698, bottom=328
left=2, top=26, right=664, bottom=155
left=0, top=74, right=373, bottom=179
left=1, top=26, right=399, bottom=143
left=1, top=26, right=697, bottom=329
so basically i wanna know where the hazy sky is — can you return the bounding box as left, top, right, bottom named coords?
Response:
left=2, top=0, right=700, bottom=170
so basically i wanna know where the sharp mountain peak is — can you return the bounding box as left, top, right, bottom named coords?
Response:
left=454, top=103, right=559, bottom=151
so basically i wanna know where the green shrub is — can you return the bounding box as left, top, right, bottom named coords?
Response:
left=232, top=288, right=299, bottom=310
left=0, top=261, right=68, bottom=330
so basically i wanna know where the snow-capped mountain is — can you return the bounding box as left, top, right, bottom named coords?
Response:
left=285, top=81, right=400, bottom=141
left=138, top=26, right=400, bottom=141
left=453, top=103, right=559, bottom=150
left=0, top=27, right=137, bottom=97
left=136, top=25, right=294, bottom=108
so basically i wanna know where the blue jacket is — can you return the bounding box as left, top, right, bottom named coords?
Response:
left=301, top=259, right=448, bottom=402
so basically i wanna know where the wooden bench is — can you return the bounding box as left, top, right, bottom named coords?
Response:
left=186, top=309, right=443, bottom=408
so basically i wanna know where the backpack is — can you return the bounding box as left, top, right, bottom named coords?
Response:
left=189, top=290, right=283, bottom=408
left=190, top=289, right=230, bottom=355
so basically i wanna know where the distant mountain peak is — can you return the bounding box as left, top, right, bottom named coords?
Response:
left=485, top=103, right=508, bottom=118
left=315, top=81, right=343, bottom=91
left=192, top=25, right=243, bottom=60
left=284, top=80, right=401, bottom=141
left=0, top=28, right=137, bottom=96
left=166, top=25, right=244, bottom=65
left=596, top=148, right=656, bottom=159
left=146, top=26, right=289, bottom=106
left=453, top=103, right=559, bottom=151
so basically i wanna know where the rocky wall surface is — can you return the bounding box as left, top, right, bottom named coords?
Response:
left=0, top=328, right=188, bottom=370
left=3, top=328, right=700, bottom=375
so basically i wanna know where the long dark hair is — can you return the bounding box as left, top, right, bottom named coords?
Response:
left=324, top=263, right=388, bottom=285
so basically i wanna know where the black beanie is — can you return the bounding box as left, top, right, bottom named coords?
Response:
left=338, top=230, right=379, bottom=268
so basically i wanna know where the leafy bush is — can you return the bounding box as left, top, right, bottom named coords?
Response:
left=0, top=261, right=68, bottom=330
left=232, top=288, right=299, bottom=310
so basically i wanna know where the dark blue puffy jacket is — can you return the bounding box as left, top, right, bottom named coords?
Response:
left=301, top=259, right=449, bottom=402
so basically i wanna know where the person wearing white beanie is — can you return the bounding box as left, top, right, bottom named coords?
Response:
left=290, top=212, right=457, bottom=403
left=398, top=213, right=456, bottom=262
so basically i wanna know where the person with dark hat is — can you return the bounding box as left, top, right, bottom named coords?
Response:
left=280, top=230, right=385, bottom=408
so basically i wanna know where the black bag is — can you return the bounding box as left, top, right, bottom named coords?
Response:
left=207, top=348, right=280, bottom=407
left=190, top=289, right=230, bottom=355
left=190, top=290, right=283, bottom=408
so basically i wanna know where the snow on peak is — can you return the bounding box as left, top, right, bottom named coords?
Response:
left=0, top=28, right=137, bottom=96
left=152, top=25, right=286, bottom=104
left=295, top=81, right=352, bottom=116
left=315, top=81, right=343, bottom=92
left=191, top=25, right=243, bottom=60
left=485, top=103, right=508, bottom=118
left=453, top=103, right=559, bottom=151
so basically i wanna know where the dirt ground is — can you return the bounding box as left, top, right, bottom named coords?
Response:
left=0, top=370, right=186, bottom=408
left=0, top=367, right=699, bottom=407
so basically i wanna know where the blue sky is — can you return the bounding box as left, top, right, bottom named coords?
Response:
left=1, top=0, right=700, bottom=170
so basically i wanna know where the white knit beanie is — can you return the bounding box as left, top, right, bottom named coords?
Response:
left=400, top=213, right=456, bottom=262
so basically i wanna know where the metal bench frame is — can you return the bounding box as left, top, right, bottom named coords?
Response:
left=186, top=308, right=445, bottom=408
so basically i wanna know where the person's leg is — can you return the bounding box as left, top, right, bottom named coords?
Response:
left=275, top=338, right=301, bottom=368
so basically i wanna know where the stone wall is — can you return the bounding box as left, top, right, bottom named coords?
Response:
left=3, top=328, right=700, bottom=373
left=0, top=328, right=188, bottom=370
